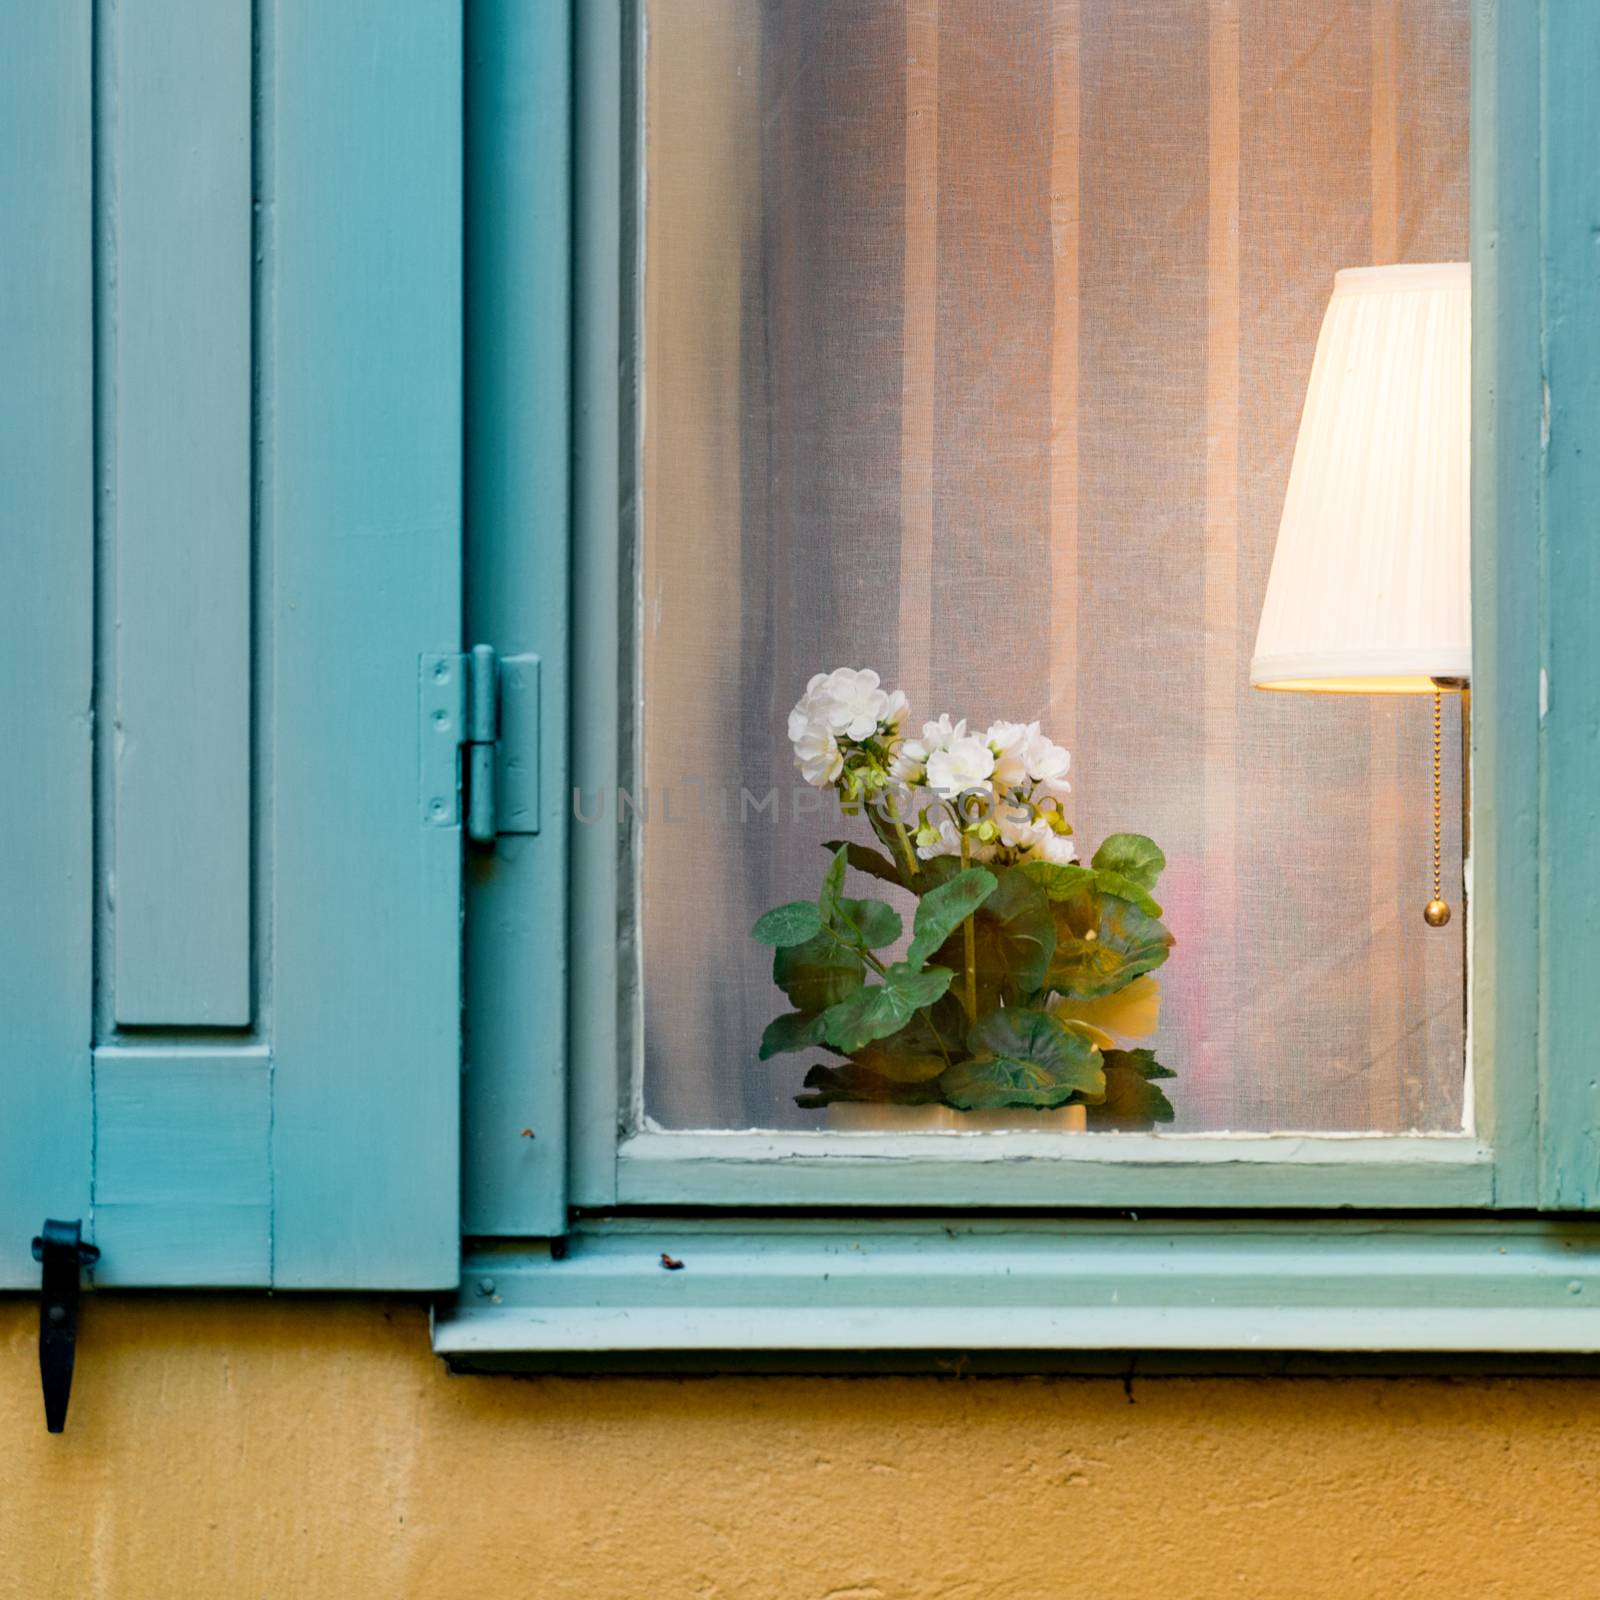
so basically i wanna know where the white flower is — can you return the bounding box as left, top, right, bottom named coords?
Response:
left=814, top=667, right=890, bottom=741
left=925, top=734, right=995, bottom=799
left=986, top=720, right=1033, bottom=789
left=1023, top=727, right=1072, bottom=795
left=887, top=747, right=923, bottom=785
left=915, top=810, right=997, bottom=864
left=788, top=668, right=910, bottom=779
left=787, top=676, right=831, bottom=744
left=1024, top=830, right=1077, bottom=866
left=889, top=713, right=964, bottom=786
left=996, top=801, right=1048, bottom=851
left=793, top=724, right=843, bottom=787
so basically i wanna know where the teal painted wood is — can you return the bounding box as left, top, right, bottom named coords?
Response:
left=436, top=1218, right=1600, bottom=1361
left=462, top=0, right=572, bottom=1238
left=267, top=0, right=463, bottom=1286
left=614, top=1130, right=1495, bottom=1209
left=5, top=2, right=464, bottom=1285
left=557, top=0, right=1543, bottom=1215
left=0, top=0, right=94, bottom=1288
left=1472, top=0, right=1542, bottom=1203
left=92, top=1049, right=270, bottom=1286
left=568, top=0, right=630, bottom=1209
left=1538, top=0, right=1600, bottom=1208
left=110, top=0, right=252, bottom=1027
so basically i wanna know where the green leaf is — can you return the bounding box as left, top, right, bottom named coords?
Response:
left=820, top=962, right=954, bottom=1053
left=773, top=930, right=864, bottom=1012
left=1090, top=833, right=1166, bottom=893
left=795, top=1062, right=946, bottom=1108
left=1025, top=859, right=1158, bottom=920
left=752, top=901, right=823, bottom=947
left=851, top=1000, right=960, bottom=1082
left=817, top=844, right=848, bottom=926
left=1083, top=1048, right=1177, bottom=1131
left=931, top=866, right=1056, bottom=1008
left=897, top=853, right=967, bottom=893
left=906, top=867, right=997, bottom=968
left=1092, top=870, right=1162, bottom=919
left=837, top=897, right=903, bottom=950
left=940, top=1008, right=1104, bottom=1110
left=757, top=1010, right=827, bottom=1060
left=1018, top=861, right=1097, bottom=900
left=823, top=839, right=905, bottom=889
left=1045, top=881, right=1174, bottom=1000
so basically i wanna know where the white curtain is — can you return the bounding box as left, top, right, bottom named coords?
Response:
left=639, top=0, right=1469, bottom=1132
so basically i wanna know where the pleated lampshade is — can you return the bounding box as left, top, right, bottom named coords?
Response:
left=1251, top=262, right=1470, bottom=693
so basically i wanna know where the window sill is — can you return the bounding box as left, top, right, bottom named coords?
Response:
left=434, top=1215, right=1600, bottom=1371
left=611, top=1131, right=1496, bottom=1208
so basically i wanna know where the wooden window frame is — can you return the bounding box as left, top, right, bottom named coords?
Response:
left=438, top=0, right=1600, bottom=1364
left=571, top=0, right=1529, bottom=1214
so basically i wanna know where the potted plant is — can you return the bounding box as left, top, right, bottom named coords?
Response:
left=753, top=668, right=1177, bottom=1131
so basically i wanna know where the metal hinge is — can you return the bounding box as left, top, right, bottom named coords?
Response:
left=420, top=647, right=541, bottom=843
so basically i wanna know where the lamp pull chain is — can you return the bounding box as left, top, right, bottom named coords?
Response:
left=1425, top=690, right=1451, bottom=927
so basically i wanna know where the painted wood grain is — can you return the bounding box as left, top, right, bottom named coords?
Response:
left=267, top=0, right=463, bottom=1286
left=439, top=1217, right=1600, bottom=1360
left=1472, top=0, right=1541, bottom=1200
left=615, top=1130, right=1495, bottom=1209
left=462, top=0, right=572, bottom=1238
left=0, top=0, right=93, bottom=1287
left=568, top=0, right=629, bottom=1208
left=111, top=0, right=252, bottom=1026
left=92, top=1049, right=270, bottom=1286
left=1538, top=0, right=1600, bottom=1209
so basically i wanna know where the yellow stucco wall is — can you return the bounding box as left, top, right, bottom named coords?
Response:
left=4, top=1296, right=1600, bottom=1597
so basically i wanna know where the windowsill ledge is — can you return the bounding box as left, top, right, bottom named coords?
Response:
left=435, top=1215, right=1600, bottom=1370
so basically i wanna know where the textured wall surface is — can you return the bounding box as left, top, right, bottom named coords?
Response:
left=4, top=1296, right=1600, bottom=1597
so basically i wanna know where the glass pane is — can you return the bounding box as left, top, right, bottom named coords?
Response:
left=635, top=0, right=1470, bottom=1133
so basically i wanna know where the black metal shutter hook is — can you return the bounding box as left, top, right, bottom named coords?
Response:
left=31, top=1219, right=99, bottom=1434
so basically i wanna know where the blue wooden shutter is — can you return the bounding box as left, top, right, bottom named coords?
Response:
left=460, top=0, right=572, bottom=1241
left=0, top=0, right=464, bottom=1288
left=1538, top=1, right=1600, bottom=1210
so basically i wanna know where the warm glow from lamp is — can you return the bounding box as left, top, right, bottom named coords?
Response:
left=1250, top=262, right=1470, bottom=695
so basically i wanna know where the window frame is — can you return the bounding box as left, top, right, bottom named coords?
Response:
left=435, top=0, right=1600, bottom=1366
left=569, top=0, right=1530, bottom=1213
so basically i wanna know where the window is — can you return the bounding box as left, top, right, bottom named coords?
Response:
left=555, top=0, right=1522, bottom=1210
left=438, top=0, right=1600, bottom=1365
left=635, top=0, right=1471, bottom=1140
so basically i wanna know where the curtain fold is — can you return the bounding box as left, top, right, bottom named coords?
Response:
left=641, top=0, right=1469, bottom=1132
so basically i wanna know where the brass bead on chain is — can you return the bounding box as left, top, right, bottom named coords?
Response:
left=1423, top=689, right=1451, bottom=927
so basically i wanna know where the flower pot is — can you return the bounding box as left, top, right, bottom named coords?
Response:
left=824, top=1102, right=1088, bottom=1133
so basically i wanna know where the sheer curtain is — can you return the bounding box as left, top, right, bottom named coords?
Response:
left=638, top=0, right=1469, bottom=1132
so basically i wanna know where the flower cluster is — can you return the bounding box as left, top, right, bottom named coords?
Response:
left=786, top=668, right=908, bottom=792
left=788, top=670, right=1075, bottom=870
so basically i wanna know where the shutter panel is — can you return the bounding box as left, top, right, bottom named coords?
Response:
left=0, top=1, right=94, bottom=1286
left=1539, top=2, right=1600, bottom=1210
left=260, top=0, right=464, bottom=1286
left=1, top=0, right=464, bottom=1288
